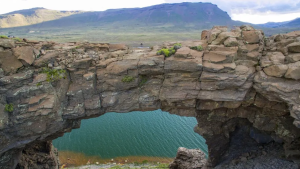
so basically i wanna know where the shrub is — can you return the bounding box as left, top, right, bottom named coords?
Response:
left=41, top=67, right=66, bottom=82
left=157, top=48, right=175, bottom=57
left=0, top=35, right=9, bottom=39
left=190, top=45, right=203, bottom=51
left=173, top=43, right=182, bottom=50
left=157, top=43, right=181, bottom=57
left=5, top=103, right=13, bottom=112
left=122, top=76, right=135, bottom=83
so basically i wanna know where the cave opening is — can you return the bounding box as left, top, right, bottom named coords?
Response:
left=52, top=109, right=208, bottom=166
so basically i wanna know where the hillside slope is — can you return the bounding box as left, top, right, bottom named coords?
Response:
left=1, top=2, right=239, bottom=29
left=0, top=8, right=82, bottom=28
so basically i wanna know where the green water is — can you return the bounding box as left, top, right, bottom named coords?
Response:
left=53, top=110, right=208, bottom=158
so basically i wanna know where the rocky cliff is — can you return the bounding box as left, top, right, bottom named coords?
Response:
left=0, top=26, right=300, bottom=168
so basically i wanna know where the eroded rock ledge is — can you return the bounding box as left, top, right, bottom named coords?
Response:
left=0, top=26, right=300, bottom=168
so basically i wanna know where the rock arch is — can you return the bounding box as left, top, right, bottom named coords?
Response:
left=1, top=26, right=300, bottom=168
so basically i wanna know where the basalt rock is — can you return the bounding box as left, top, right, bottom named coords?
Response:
left=0, top=26, right=300, bottom=168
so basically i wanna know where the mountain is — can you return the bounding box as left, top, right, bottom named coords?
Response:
left=0, top=2, right=240, bottom=29
left=258, top=17, right=300, bottom=28
left=257, top=21, right=290, bottom=28
left=0, top=8, right=82, bottom=28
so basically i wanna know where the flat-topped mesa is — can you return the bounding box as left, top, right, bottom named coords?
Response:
left=0, top=26, right=300, bottom=168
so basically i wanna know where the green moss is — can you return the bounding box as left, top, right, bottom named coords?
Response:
left=36, top=82, right=42, bottom=87
left=13, top=37, right=22, bottom=42
left=5, top=104, right=13, bottom=112
left=139, top=75, right=148, bottom=86
left=190, top=45, right=203, bottom=51
left=41, top=67, right=66, bottom=82
left=122, top=76, right=135, bottom=83
left=0, top=35, right=9, bottom=39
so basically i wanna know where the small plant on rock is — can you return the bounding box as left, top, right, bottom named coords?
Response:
left=41, top=67, right=66, bottom=82
left=5, top=103, right=13, bottom=112
left=36, top=82, right=42, bottom=87
left=13, top=37, right=22, bottom=42
left=157, top=48, right=175, bottom=57
left=173, top=43, right=182, bottom=50
left=157, top=43, right=181, bottom=57
left=122, top=76, right=135, bottom=83
left=139, top=75, right=148, bottom=86
left=0, top=35, right=9, bottom=39
left=190, top=45, right=203, bottom=51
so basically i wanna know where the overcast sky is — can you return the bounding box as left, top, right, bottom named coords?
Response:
left=1, top=0, right=300, bottom=24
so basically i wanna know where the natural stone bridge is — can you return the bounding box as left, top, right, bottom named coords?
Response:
left=0, top=25, right=300, bottom=168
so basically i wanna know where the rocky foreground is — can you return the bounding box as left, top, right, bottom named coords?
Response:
left=0, top=25, right=300, bottom=168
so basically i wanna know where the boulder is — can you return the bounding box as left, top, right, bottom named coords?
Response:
left=240, top=25, right=255, bottom=31
left=174, top=47, right=191, bottom=58
left=207, top=26, right=228, bottom=44
left=211, top=32, right=236, bottom=45
left=109, top=44, right=127, bottom=52
left=242, top=30, right=261, bottom=44
left=0, top=51, right=23, bottom=74
left=13, top=46, right=35, bottom=66
left=287, top=42, right=300, bottom=53
left=201, top=30, right=209, bottom=40
left=285, top=61, right=300, bottom=80
left=263, top=65, right=288, bottom=77
left=203, top=51, right=236, bottom=63
left=274, top=34, right=286, bottom=42
left=0, top=39, right=15, bottom=48
left=224, top=37, right=238, bottom=47
left=33, top=52, right=59, bottom=67
left=286, top=53, right=300, bottom=63
left=169, top=147, right=208, bottom=169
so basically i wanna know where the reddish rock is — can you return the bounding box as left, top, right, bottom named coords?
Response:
left=242, top=30, right=261, bottom=44
left=13, top=46, right=35, bottom=66
left=109, top=44, right=128, bottom=52
left=0, top=50, right=23, bottom=74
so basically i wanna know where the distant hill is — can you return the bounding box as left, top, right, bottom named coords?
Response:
left=0, top=2, right=243, bottom=29
left=0, top=8, right=82, bottom=28
left=258, top=18, right=300, bottom=28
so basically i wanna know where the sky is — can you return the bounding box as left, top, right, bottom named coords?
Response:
left=0, top=0, right=300, bottom=24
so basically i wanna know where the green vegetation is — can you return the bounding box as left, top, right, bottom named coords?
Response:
left=142, top=160, right=148, bottom=164
left=139, top=75, right=148, bottom=86
left=122, top=76, right=135, bottom=83
left=190, top=45, right=203, bottom=51
left=156, top=163, right=169, bottom=168
left=13, top=37, right=22, bottom=42
left=173, top=43, right=182, bottom=50
left=36, top=82, right=42, bottom=87
left=157, top=48, right=173, bottom=57
left=41, top=67, right=66, bottom=82
left=0, top=35, right=8, bottom=39
left=4, top=104, right=13, bottom=112
left=157, top=43, right=182, bottom=57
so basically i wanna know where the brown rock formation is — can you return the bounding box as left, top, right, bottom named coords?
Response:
left=0, top=25, right=300, bottom=168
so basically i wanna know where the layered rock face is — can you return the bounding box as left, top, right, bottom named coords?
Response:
left=0, top=26, right=300, bottom=168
